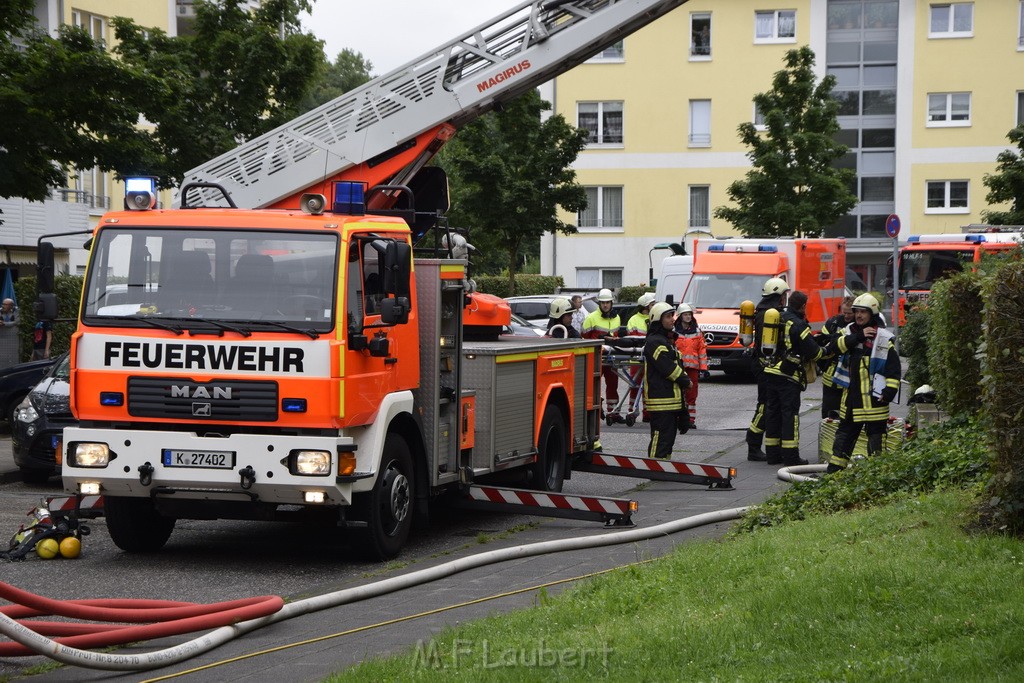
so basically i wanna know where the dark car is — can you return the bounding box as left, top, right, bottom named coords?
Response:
left=12, top=352, right=73, bottom=484
left=0, top=355, right=59, bottom=425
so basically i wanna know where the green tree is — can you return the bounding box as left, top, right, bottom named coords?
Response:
left=299, top=48, right=374, bottom=112
left=981, top=125, right=1024, bottom=226
left=714, top=46, right=856, bottom=238
left=113, top=0, right=324, bottom=184
left=436, top=90, right=589, bottom=293
left=0, top=0, right=161, bottom=200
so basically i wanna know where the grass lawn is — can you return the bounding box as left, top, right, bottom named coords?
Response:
left=330, top=490, right=1024, bottom=681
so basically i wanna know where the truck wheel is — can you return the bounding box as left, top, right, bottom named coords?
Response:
left=530, top=405, right=566, bottom=492
left=353, top=433, right=414, bottom=561
left=105, top=496, right=175, bottom=553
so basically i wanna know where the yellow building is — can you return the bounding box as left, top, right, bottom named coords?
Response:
left=541, top=0, right=1024, bottom=291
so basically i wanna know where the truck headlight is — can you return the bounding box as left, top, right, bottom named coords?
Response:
left=70, top=443, right=111, bottom=468
left=290, top=450, right=331, bottom=476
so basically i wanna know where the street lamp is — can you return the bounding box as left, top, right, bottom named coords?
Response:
left=648, top=242, right=687, bottom=288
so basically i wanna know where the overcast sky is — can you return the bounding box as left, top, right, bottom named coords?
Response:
left=302, top=0, right=522, bottom=75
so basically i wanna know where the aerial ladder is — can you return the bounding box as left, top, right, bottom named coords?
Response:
left=175, top=0, right=693, bottom=216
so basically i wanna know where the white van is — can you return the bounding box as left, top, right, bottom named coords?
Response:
left=653, top=254, right=694, bottom=306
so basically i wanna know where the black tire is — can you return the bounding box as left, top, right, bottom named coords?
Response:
left=20, top=468, right=52, bottom=485
left=353, top=433, right=414, bottom=561
left=529, top=405, right=566, bottom=492
left=105, top=496, right=175, bottom=553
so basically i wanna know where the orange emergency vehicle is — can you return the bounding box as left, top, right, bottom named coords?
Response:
left=679, top=238, right=847, bottom=373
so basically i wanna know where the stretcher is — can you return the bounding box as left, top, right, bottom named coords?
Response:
left=602, top=346, right=645, bottom=427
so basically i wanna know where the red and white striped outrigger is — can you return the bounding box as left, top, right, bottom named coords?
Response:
left=46, top=494, right=105, bottom=519
left=460, top=485, right=637, bottom=527
left=575, top=452, right=735, bottom=489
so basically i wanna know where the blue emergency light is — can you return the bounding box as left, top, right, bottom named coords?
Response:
left=100, top=392, right=124, bottom=406
left=907, top=236, right=920, bottom=242
left=758, top=245, right=778, bottom=252
left=333, top=181, right=366, bottom=215
left=708, top=244, right=725, bottom=251
left=966, top=234, right=985, bottom=242
left=281, top=398, right=307, bottom=413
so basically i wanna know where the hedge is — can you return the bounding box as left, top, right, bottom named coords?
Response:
left=926, top=272, right=983, bottom=418
left=13, top=275, right=82, bottom=362
left=474, top=274, right=564, bottom=299
left=900, top=306, right=931, bottom=392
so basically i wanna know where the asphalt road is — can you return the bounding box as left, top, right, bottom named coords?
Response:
left=0, top=373, right=897, bottom=682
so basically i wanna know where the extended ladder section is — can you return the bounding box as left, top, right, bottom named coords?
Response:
left=174, top=0, right=690, bottom=210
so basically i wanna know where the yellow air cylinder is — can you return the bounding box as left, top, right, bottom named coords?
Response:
left=760, top=307, right=780, bottom=356
left=739, top=300, right=755, bottom=346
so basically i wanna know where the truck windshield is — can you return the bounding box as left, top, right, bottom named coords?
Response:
left=898, top=250, right=970, bottom=291
left=686, top=274, right=770, bottom=309
left=81, top=227, right=339, bottom=332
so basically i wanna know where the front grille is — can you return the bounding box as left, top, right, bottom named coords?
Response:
left=704, top=331, right=738, bottom=345
left=127, top=377, right=278, bottom=422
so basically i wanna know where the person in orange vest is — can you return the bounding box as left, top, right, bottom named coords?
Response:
left=674, top=303, right=708, bottom=430
left=582, top=288, right=623, bottom=420
left=625, top=292, right=656, bottom=421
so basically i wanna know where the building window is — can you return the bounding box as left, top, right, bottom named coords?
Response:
left=578, top=102, right=623, bottom=145
left=578, top=186, right=623, bottom=230
left=929, top=3, right=973, bottom=38
left=753, top=104, right=767, bottom=130
left=1019, top=2, right=1024, bottom=48
left=754, top=10, right=796, bottom=43
left=925, top=180, right=969, bottom=213
left=588, top=40, right=624, bottom=62
left=689, top=186, right=710, bottom=229
left=576, top=268, right=623, bottom=290
left=71, top=10, right=107, bottom=45
left=689, top=100, right=711, bottom=147
left=1018, top=91, right=1024, bottom=126
left=927, top=92, right=971, bottom=126
left=691, top=13, right=711, bottom=58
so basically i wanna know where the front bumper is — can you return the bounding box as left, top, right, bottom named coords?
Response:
left=61, top=427, right=360, bottom=506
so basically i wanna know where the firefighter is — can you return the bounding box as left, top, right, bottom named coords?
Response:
left=582, top=288, right=624, bottom=420
left=626, top=292, right=656, bottom=420
left=545, top=297, right=580, bottom=338
left=643, top=302, right=691, bottom=459
left=824, top=293, right=901, bottom=473
left=762, top=290, right=824, bottom=466
left=745, top=277, right=790, bottom=461
left=817, top=296, right=854, bottom=418
left=674, top=303, right=707, bottom=430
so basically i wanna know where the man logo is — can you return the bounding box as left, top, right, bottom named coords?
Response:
left=192, top=403, right=212, bottom=417
left=704, top=332, right=716, bottom=345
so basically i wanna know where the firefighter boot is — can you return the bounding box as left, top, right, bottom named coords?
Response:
left=746, top=431, right=767, bottom=461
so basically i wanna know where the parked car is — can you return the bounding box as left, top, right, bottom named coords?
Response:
left=0, top=355, right=60, bottom=426
left=12, top=352, right=73, bottom=484
left=505, top=295, right=597, bottom=325
left=505, top=312, right=545, bottom=336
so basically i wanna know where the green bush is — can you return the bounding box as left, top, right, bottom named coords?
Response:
left=14, top=275, right=81, bottom=361
left=617, top=285, right=653, bottom=305
left=734, top=415, right=989, bottom=533
left=474, top=274, right=563, bottom=298
left=978, top=260, right=1024, bottom=535
left=926, top=272, right=983, bottom=417
left=901, top=306, right=931, bottom=392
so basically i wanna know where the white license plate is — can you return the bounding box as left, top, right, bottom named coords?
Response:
left=162, top=449, right=235, bottom=469
left=707, top=357, right=722, bottom=366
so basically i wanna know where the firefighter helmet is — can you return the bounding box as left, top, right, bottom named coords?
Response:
left=637, top=292, right=657, bottom=308
left=676, top=302, right=694, bottom=315
left=549, top=297, right=573, bottom=318
left=596, top=288, right=614, bottom=302
left=852, top=293, right=880, bottom=315
left=762, top=277, right=790, bottom=297
left=649, top=301, right=675, bottom=323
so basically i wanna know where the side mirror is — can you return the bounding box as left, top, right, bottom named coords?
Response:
left=380, top=297, right=410, bottom=326
left=35, top=242, right=56, bottom=321
left=34, top=293, right=57, bottom=321
left=383, top=241, right=412, bottom=299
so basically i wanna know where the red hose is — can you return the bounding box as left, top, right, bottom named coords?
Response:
left=0, top=581, right=283, bottom=657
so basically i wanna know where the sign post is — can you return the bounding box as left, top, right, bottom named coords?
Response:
left=885, top=214, right=901, bottom=351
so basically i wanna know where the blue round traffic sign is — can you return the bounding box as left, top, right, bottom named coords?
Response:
left=885, top=214, right=901, bottom=238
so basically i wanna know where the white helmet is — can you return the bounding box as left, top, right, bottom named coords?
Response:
left=549, top=297, right=573, bottom=318
left=676, top=303, right=694, bottom=315
left=637, top=292, right=656, bottom=308
left=649, top=301, right=675, bottom=323
left=762, top=277, right=790, bottom=297
left=596, top=288, right=614, bottom=302
left=852, top=293, right=880, bottom=315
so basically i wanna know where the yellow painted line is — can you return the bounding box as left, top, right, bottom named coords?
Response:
left=495, top=352, right=540, bottom=364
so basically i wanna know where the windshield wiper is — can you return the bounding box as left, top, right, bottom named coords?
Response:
left=89, top=314, right=184, bottom=335
left=247, top=320, right=320, bottom=339
left=155, top=317, right=253, bottom=338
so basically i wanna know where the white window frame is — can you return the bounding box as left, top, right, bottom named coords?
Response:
left=1018, top=1, right=1024, bottom=50
left=577, top=101, right=624, bottom=147
left=576, top=268, right=623, bottom=290
left=578, top=186, right=624, bottom=232
left=753, top=103, right=767, bottom=131
left=689, top=99, right=711, bottom=147
left=926, top=92, right=971, bottom=127
left=754, top=9, right=797, bottom=44
left=690, top=13, right=712, bottom=60
left=586, top=40, right=625, bottom=63
left=689, top=186, right=710, bottom=230
left=1017, top=90, right=1024, bottom=127
left=928, top=3, right=974, bottom=38
left=925, top=180, right=970, bottom=214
